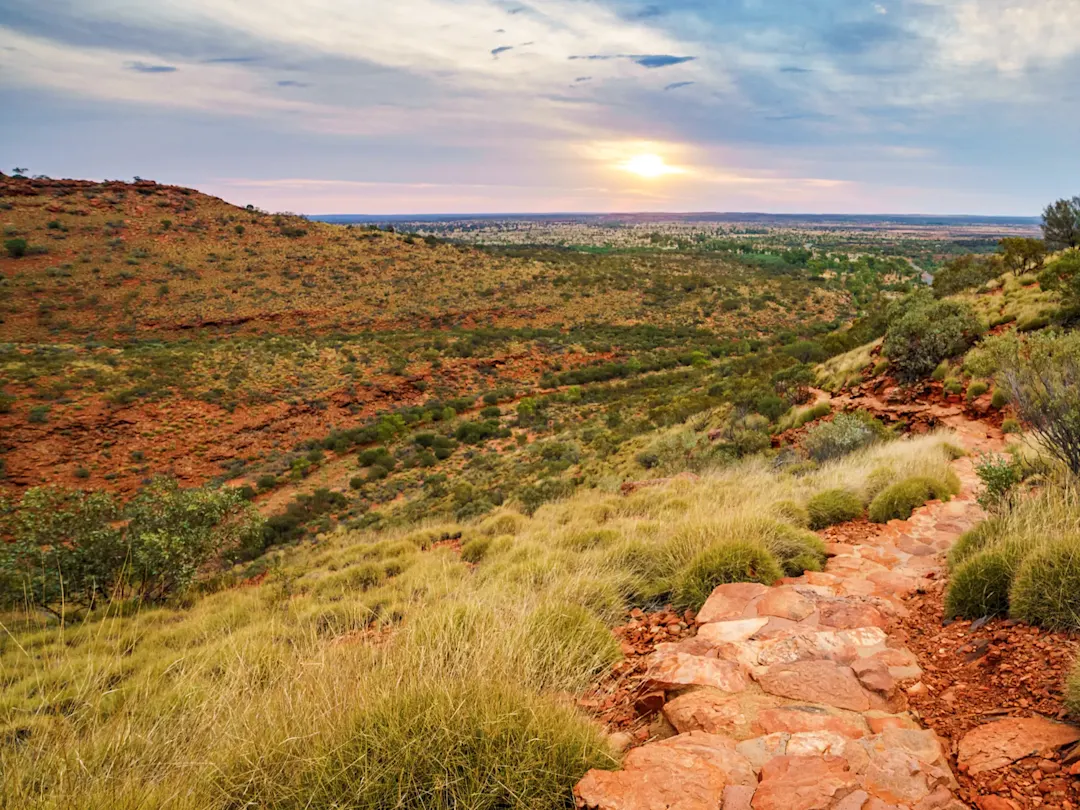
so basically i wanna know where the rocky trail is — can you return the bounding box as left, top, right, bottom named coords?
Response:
left=574, top=407, right=1080, bottom=809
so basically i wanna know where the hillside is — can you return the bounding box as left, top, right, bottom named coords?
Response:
left=0, top=176, right=850, bottom=502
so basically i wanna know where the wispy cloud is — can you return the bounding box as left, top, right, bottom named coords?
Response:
left=664, top=81, right=693, bottom=91
left=125, top=60, right=177, bottom=73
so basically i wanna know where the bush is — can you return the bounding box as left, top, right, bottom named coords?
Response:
left=1009, top=538, right=1080, bottom=630
left=967, top=381, right=989, bottom=401
left=806, top=488, right=863, bottom=529
left=1002, top=418, right=1021, bottom=434
left=975, top=453, right=1024, bottom=512
left=673, top=541, right=783, bottom=610
left=932, top=254, right=1002, bottom=297
left=461, top=536, right=493, bottom=563
left=4, top=237, right=27, bottom=258
left=257, top=474, right=277, bottom=490
left=802, top=412, right=885, bottom=462
left=868, top=475, right=955, bottom=523
left=28, top=405, right=49, bottom=423
left=946, top=548, right=1020, bottom=619
left=0, top=479, right=263, bottom=613
left=991, top=388, right=1009, bottom=409
left=883, top=290, right=983, bottom=381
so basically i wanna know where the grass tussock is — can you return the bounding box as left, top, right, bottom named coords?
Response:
left=868, top=473, right=959, bottom=523
left=815, top=339, right=880, bottom=392
left=945, top=473, right=1080, bottom=628
left=0, top=432, right=962, bottom=808
left=807, top=488, right=863, bottom=529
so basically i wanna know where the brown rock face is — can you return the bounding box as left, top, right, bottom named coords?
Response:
left=756, top=587, right=816, bottom=621
left=750, top=755, right=858, bottom=810
left=957, top=716, right=1080, bottom=775
left=574, top=732, right=756, bottom=810
left=756, top=660, right=872, bottom=712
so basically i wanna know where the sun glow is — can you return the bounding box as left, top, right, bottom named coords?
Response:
left=619, top=153, right=685, bottom=178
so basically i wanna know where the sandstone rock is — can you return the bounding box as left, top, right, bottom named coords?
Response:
left=976, top=799, right=1020, bottom=810
left=957, top=716, right=1080, bottom=775
left=865, top=711, right=919, bottom=735
left=648, top=652, right=749, bottom=692
left=722, top=785, right=757, bottom=810
left=663, top=689, right=784, bottom=739
left=634, top=691, right=665, bottom=715
left=756, top=660, right=872, bottom=712
left=755, top=705, right=868, bottom=740
left=736, top=732, right=790, bottom=771
left=697, top=617, right=770, bottom=644
left=575, top=732, right=755, bottom=810
left=756, top=587, right=816, bottom=622
left=818, top=601, right=888, bottom=630
left=698, top=583, right=770, bottom=623
left=750, top=755, right=858, bottom=810
left=833, top=791, right=869, bottom=810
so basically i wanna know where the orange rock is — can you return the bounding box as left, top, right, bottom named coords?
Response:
left=750, top=755, right=857, bottom=810
left=957, top=717, right=1080, bottom=775
left=698, top=583, right=770, bottom=623
left=755, top=706, right=868, bottom=739
left=756, top=660, right=872, bottom=712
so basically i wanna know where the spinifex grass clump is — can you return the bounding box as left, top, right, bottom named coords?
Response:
left=806, top=488, right=863, bottom=529
left=868, top=473, right=959, bottom=523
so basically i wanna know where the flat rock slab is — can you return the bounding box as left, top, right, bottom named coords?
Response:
left=756, top=660, right=873, bottom=712
left=648, top=652, right=749, bottom=692
left=574, top=732, right=756, bottom=810
left=698, top=583, right=770, bottom=623
left=750, top=754, right=857, bottom=810
left=958, top=716, right=1080, bottom=775
left=663, top=688, right=787, bottom=739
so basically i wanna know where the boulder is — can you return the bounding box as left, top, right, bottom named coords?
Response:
left=756, top=660, right=872, bottom=712
left=750, top=755, right=858, bottom=810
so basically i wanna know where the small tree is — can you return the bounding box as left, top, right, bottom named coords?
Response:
left=883, top=290, right=983, bottom=381
left=932, top=254, right=1001, bottom=298
left=1037, top=250, right=1080, bottom=323
left=1043, top=197, right=1080, bottom=252
left=999, top=237, right=1047, bottom=275
left=11, top=167, right=27, bottom=178
left=990, top=331, right=1080, bottom=475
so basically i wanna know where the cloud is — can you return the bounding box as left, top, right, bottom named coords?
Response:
left=664, top=81, right=693, bottom=91
left=491, top=46, right=513, bottom=57
left=276, top=80, right=309, bottom=87
left=574, top=76, right=591, bottom=82
left=780, top=66, right=812, bottom=74
left=125, top=60, right=177, bottom=73
left=633, top=54, right=695, bottom=68
left=568, top=53, right=696, bottom=69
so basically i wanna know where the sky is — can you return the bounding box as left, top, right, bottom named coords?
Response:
left=1, top=0, right=1078, bottom=215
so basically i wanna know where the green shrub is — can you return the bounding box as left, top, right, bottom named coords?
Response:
left=257, top=474, right=277, bottom=490
left=868, top=475, right=955, bottom=523
left=946, top=547, right=1021, bottom=619
left=883, top=290, right=983, bottom=381
left=673, top=541, right=783, bottom=609
left=931, top=361, right=950, bottom=382
left=991, top=388, right=1009, bottom=409
left=975, top=453, right=1024, bottom=512
left=524, top=603, right=622, bottom=677
left=1010, top=538, right=1080, bottom=630
left=944, top=378, right=963, bottom=396
left=806, top=488, right=863, bottom=529
left=802, top=411, right=887, bottom=462
left=948, top=518, right=1005, bottom=570
left=1001, top=418, right=1021, bottom=434
left=932, top=254, right=1002, bottom=297
left=28, top=405, right=49, bottom=423
left=967, top=381, right=989, bottom=401
left=4, top=237, right=27, bottom=258
left=763, top=524, right=827, bottom=577
left=862, top=466, right=895, bottom=502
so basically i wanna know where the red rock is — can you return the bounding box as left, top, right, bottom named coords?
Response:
left=957, top=717, right=1080, bottom=775
left=756, top=660, right=871, bottom=712
left=756, top=587, right=816, bottom=622
left=755, top=706, right=867, bottom=739
left=1038, top=758, right=1061, bottom=773
left=750, top=755, right=857, bottom=810
left=818, top=602, right=888, bottom=630
left=722, top=785, right=756, bottom=810
left=976, top=798, right=1020, bottom=810
left=698, top=583, right=770, bottom=623
left=575, top=732, right=756, bottom=810
left=664, top=689, right=785, bottom=740
left=697, top=617, right=770, bottom=644
left=648, top=652, right=749, bottom=692
left=851, top=659, right=897, bottom=697
left=866, top=712, right=919, bottom=734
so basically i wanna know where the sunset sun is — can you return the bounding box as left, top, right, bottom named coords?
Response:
left=619, top=153, right=685, bottom=178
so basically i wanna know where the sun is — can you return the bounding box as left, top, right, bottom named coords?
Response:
left=619, top=153, right=684, bottom=178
